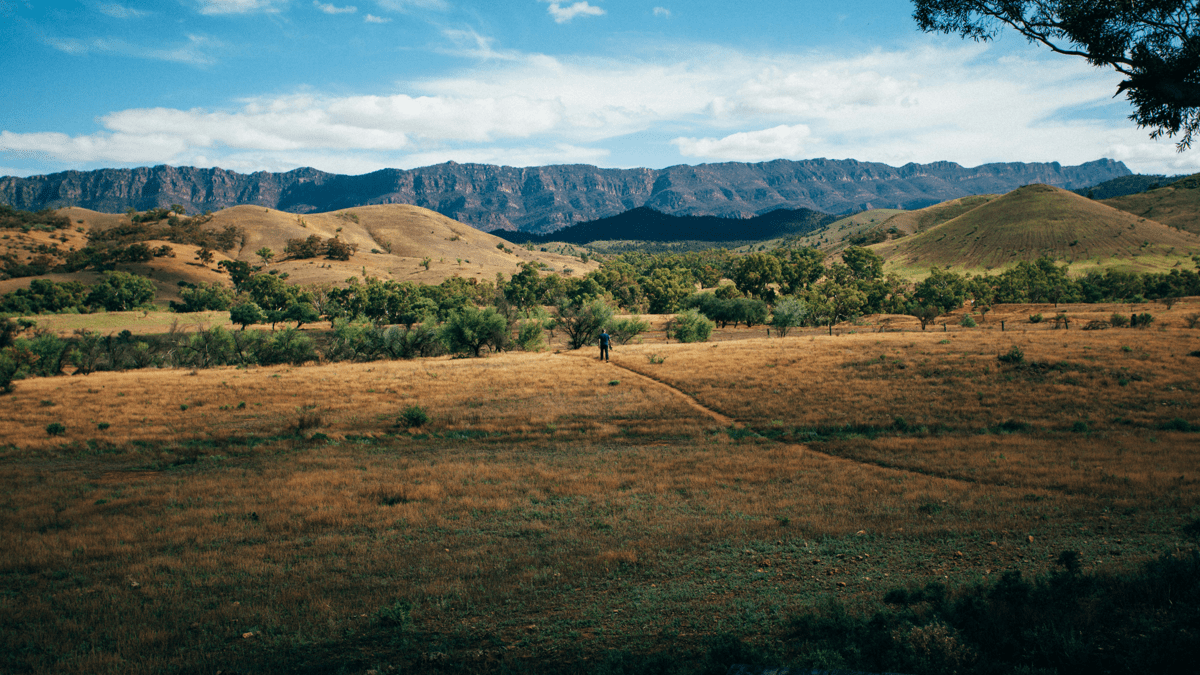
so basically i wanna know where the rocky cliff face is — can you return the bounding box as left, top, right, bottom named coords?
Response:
left=0, top=158, right=1130, bottom=234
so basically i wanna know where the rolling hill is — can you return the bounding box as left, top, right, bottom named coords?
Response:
left=1101, top=173, right=1200, bottom=235
left=0, top=204, right=596, bottom=305
left=871, top=184, right=1200, bottom=276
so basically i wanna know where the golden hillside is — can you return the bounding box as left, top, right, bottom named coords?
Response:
left=1102, top=173, right=1200, bottom=235
left=0, top=205, right=597, bottom=304
left=871, top=184, right=1200, bottom=276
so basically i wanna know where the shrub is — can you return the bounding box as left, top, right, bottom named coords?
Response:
left=997, top=345, right=1024, bottom=364
left=668, top=308, right=714, bottom=343
left=1132, top=312, right=1154, bottom=328
left=400, top=404, right=428, bottom=428
left=515, top=320, right=546, bottom=352
left=0, top=348, right=19, bottom=394
left=1185, top=312, right=1200, bottom=328
left=1109, top=312, right=1131, bottom=327
left=441, top=306, right=509, bottom=357
left=1083, top=320, right=1110, bottom=330
left=46, top=422, right=65, bottom=436
left=771, top=296, right=810, bottom=337
left=647, top=353, right=666, bottom=364
left=960, top=314, right=977, bottom=327
left=258, top=328, right=317, bottom=365
left=609, top=317, right=650, bottom=345
left=1028, top=313, right=1043, bottom=324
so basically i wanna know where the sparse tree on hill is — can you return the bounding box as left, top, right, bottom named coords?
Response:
left=913, top=0, right=1200, bottom=149
left=195, top=247, right=215, bottom=266
left=256, top=247, right=274, bottom=265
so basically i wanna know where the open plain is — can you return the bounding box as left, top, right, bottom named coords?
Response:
left=1, top=302, right=1198, bottom=673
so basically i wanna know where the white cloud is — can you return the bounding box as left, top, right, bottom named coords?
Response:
left=439, top=28, right=521, bottom=60
left=44, top=34, right=222, bottom=66
left=96, top=3, right=148, bottom=18
left=364, top=13, right=389, bottom=22
left=374, top=0, right=448, bottom=11
left=673, top=124, right=812, bottom=161
left=543, top=1, right=604, bottom=24
left=652, top=7, right=670, bottom=18
left=396, top=143, right=609, bottom=169
left=314, top=1, right=356, bottom=14
left=196, top=0, right=285, bottom=15
left=8, top=39, right=1200, bottom=176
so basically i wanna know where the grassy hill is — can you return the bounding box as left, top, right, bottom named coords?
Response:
left=0, top=205, right=597, bottom=305
left=1102, top=173, right=1200, bottom=235
left=871, top=184, right=1200, bottom=277
left=733, top=209, right=904, bottom=254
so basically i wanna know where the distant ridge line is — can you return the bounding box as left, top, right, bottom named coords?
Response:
left=0, top=158, right=1131, bottom=235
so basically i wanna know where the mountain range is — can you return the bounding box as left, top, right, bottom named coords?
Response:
left=0, top=158, right=1131, bottom=235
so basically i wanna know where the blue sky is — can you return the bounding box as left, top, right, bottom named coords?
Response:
left=2, top=0, right=1197, bottom=178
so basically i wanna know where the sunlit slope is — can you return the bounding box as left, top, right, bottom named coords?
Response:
left=740, top=209, right=904, bottom=254
left=878, top=194, right=999, bottom=235
left=872, top=184, right=1200, bottom=276
left=1102, top=173, right=1200, bottom=235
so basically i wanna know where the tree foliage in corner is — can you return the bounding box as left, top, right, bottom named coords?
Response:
left=913, top=0, right=1200, bottom=149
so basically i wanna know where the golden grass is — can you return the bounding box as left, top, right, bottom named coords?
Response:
left=1, top=302, right=1198, bottom=672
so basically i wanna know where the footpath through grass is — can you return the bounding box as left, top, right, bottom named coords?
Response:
left=1, top=328, right=1198, bottom=674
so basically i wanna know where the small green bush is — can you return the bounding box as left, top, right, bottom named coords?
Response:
left=400, top=404, right=428, bottom=428
left=1132, top=313, right=1154, bottom=328
left=1071, top=421, right=1089, bottom=433
left=1110, top=312, right=1131, bottom=328
left=960, top=314, right=977, bottom=327
left=46, top=422, right=65, bottom=436
left=997, top=346, right=1024, bottom=364
left=1028, top=313, right=1043, bottom=324
left=668, top=308, right=714, bottom=343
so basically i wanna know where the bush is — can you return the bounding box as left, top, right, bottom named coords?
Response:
left=258, top=328, right=317, bottom=365
left=997, top=345, right=1024, bottom=364
left=1028, top=313, right=1043, bottom=324
left=441, top=306, right=509, bottom=357
left=1083, top=320, right=1110, bottom=330
left=1110, top=312, right=1131, bottom=327
left=609, top=317, right=649, bottom=345
left=1185, top=312, right=1200, bottom=329
left=960, top=314, right=977, bottom=327
left=1132, top=312, right=1154, bottom=328
left=0, top=348, right=19, bottom=394
left=46, top=422, right=65, bottom=436
left=400, top=405, right=428, bottom=428
left=771, top=296, right=810, bottom=337
left=668, top=308, right=714, bottom=343
left=515, top=320, right=546, bottom=352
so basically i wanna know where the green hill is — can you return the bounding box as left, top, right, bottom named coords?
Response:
left=878, top=194, right=999, bottom=235
left=735, top=209, right=904, bottom=254
left=871, top=184, right=1200, bottom=277
left=1102, top=173, right=1200, bottom=235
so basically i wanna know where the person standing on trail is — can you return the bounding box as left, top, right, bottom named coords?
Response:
left=598, top=328, right=611, bottom=362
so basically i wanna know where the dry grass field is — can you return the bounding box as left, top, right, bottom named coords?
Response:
left=1, top=301, right=1198, bottom=673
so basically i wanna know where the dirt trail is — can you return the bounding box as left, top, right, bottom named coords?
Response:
left=568, top=354, right=739, bottom=428
left=571, top=353, right=991, bottom=489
